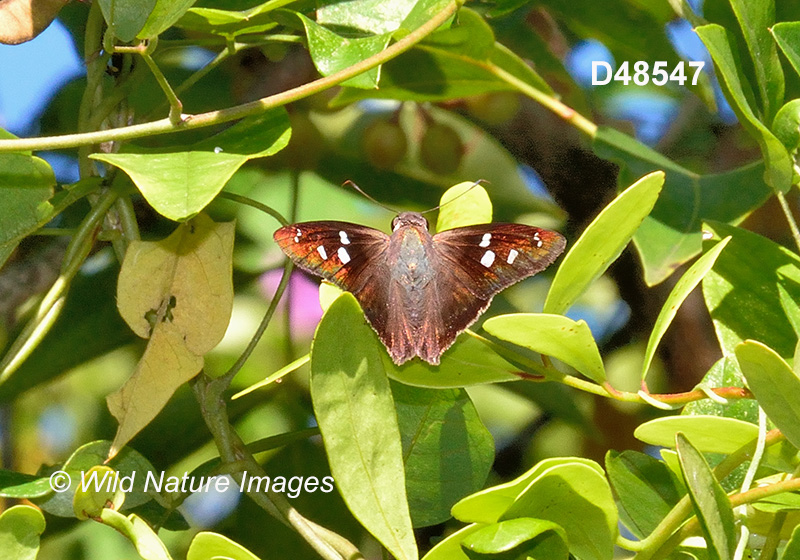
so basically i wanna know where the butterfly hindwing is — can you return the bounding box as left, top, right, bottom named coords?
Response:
left=432, top=223, right=566, bottom=300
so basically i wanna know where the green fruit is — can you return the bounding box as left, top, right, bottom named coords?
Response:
left=464, top=92, right=521, bottom=125
left=362, top=119, right=408, bottom=169
left=420, top=122, right=463, bottom=175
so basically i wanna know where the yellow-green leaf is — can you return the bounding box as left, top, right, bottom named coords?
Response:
left=109, top=214, right=234, bottom=456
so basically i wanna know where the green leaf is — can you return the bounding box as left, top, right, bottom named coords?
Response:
left=311, top=293, right=418, bottom=560
left=735, top=340, right=800, bottom=449
left=395, top=0, right=454, bottom=37
left=634, top=416, right=759, bottom=454
left=176, top=4, right=279, bottom=36
left=640, top=237, right=730, bottom=380
left=772, top=22, right=800, bottom=81
left=483, top=314, right=606, bottom=383
left=136, top=0, right=195, bottom=38
left=0, top=243, right=15, bottom=271
left=296, top=14, right=392, bottom=89
left=460, top=518, right=568, bottom=560
left=0, top=505, right=45, bottom=560
left=636, top=414, right=794, bottom=474
left=35, top=440, right=159, bottom=517
left=536, top=0, right=679, bottom=62
left=544, top=171, right=663, bottom=314
left=501, top=463, right=617, bottom=560
left=605, top=450, right=682, bottom=538
left=0, top=471, right=52, bottom=499
left=729, top=0, right=783, bottom=122
left=772, top=99, right=800, bottom=152
left=753, top=492, right=800, bottom=513
left=695, top=24, right=792, bottom=193
left=780, top=524, right=800, bottom=560
left=422, top=524, right=484, bottom=560
left=594, top=128, right=771, bottom=285
left=333, top=8, right=551, bottom=105
left=97, top=0, right=156, bottom=42
left=110, top=215, right=235, bottom=455
left=386, top=335, right=519, bottom=387
left=676, top=433, right=736, bottom=560
left=187, top=532, right=260, bottom=560
left=317, top=0, right=420, bottom=35
left=100, top=509, right=172, bottom=560
left=451, top=457, right=604, bottom=524
left=0, top=152, right=56, bottom=246
left=91, top=109, right=290, bottom=221
left=436, top=181, right=492, bottom=231
left=392, top=382, right=494, bottom=527
left=702, top=221, right=800, bottom=361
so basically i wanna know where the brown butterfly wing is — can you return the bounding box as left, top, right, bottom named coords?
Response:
left=273, top=221, right=390, bottom=292
left=432, top=224, right=566, bottom=299
left=415, top=224, right=566, bottom=362
left=274, top=221, right=414, bottom=360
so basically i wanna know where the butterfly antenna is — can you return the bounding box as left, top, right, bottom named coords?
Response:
left=343, top=180, right=401, bottom=213
left=419, top=179, right=489, bottom=215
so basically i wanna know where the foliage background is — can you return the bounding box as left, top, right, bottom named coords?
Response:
left=2, top=0, right=800, bottom=559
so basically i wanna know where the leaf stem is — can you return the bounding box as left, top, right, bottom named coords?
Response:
left=217, top=191, right=289, bottom=225
left=776, top=191, right=800, bottom=253
left=488, top=64, right=598, bottom=137
left=137, top=41, right=184, bottom=124
left=0, top=1, right=461, bottom=153
left=222, top=259, right=293, bottom=384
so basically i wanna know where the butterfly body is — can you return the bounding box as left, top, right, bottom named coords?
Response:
left=274, top=211, right=565, bottom=365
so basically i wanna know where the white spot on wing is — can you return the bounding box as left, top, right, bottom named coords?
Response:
left=480, top=250, right=495, bottom=268
left=317, top=245, right=328, bottom=260
left=479, top=233, right=491, bottom=247
left=294, top=229, right=302, bottom=243
left=338, top=246, right=351, bottom=264
left=339, top=231, right=350, bottom=245
left=507, top=249, right=519, bottom=264
left=533, top=232, right=543, bottom=248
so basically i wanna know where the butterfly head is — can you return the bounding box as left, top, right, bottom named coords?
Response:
left=392, top=212, right=429, bottom=232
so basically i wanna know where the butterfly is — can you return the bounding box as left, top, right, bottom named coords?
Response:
left=274, top=212, right=566, bottom=365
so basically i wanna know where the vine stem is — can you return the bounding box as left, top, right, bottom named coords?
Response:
left=192, top=374, right=360, bottom=560
left=468, top=331, right=752, bottom=405
left=0, top=188, right=120, bottom=384
left=0, top=1, right=461, bottom=153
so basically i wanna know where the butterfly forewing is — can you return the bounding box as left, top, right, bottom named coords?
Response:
left=432, top=224, right=566, bottom=300
left=273, top=221, right=390, bottom=292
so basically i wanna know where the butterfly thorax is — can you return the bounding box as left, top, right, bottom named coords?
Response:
left=388, top=215, right=435, bottom=324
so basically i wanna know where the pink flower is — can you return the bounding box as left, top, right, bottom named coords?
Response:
left=260, top=270, right=323, bottom=336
